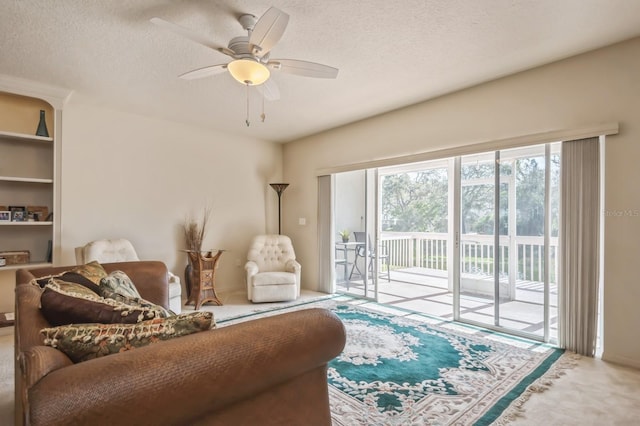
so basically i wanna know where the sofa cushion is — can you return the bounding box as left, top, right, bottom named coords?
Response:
left=41, top=311, right=214, bottom=362
left=68, top=260, right=108, bottom=285
left=32, top=261, right=108, bottom=293
left=40, top=279, right=171, bottom=326
left=33, top=271, right=100, bottom=293
left=103, top=292, right=174, bottom=318
left=98, top=270, right=173, bottom=317
left=98, top=270, right=142, bottom=299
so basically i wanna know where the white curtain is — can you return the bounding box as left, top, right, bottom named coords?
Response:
left=317, top=175, right=336, bottom=293
left=558, top=137, right=600, bottom=356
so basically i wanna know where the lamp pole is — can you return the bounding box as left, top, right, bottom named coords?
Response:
left=269, top=183, right=289, bottom=234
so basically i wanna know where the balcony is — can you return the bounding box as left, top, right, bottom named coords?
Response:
left=336, top=232, right=558, bottom=339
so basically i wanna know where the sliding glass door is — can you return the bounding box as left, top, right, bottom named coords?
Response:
left=456, top=144, right=559, bottom=341
left=328, top=142, right=559, bottom=342
left=458, top=151, right=499, bottom=326
left=334, top=169, right=379, bottom=300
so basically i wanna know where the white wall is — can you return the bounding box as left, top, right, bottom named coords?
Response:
left=282, top=37, right=640, bottom=368
left=58, top=94, right=283, bottom=295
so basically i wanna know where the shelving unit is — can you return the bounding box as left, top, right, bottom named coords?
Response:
left=0, top=176, right=54, bottom=184
left=0, top=96, right=56, bottom=269
left=0, top=129, right=52, bottom=143
left=0, top=75, right=70, bottom=315
left=0, top=222, right=53, bottom=226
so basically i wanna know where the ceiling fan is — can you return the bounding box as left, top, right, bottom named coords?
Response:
left=151, top=6, right=339, bottom=104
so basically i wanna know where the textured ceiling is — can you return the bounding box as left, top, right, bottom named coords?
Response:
left=2, top=0, right=640, bottom=143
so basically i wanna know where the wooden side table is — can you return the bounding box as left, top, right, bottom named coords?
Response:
left=183, top=249, right=224, bottom=310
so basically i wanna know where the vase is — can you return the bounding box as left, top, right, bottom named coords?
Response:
left=36, top=110, right=49, bottom=137
left=342, top=236, right=349, bottom=243
left=184, top=263, right=193, bottom=298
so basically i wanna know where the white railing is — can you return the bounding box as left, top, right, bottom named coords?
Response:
left=381, top=232, right=558, bottom=284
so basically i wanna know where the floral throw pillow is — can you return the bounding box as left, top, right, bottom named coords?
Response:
left=70, top=261, right=108, bottom=285
left=41, top=311, right=215, bottom=363
left=98, top=270, right=173, bottom=317
left=40, top=279, right=171, bottom=326
left=99, top=270, right=142, bottom=299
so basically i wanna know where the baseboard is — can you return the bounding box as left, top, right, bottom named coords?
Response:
left=601, top=351, right=640, bottom=369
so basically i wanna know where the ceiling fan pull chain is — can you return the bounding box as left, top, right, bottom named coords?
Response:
left=261, top=92, right=266, bottom=122
left=245, top=83, right=250, bottom=127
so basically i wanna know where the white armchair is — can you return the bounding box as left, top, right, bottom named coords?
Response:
left=245, top=234, right=301, bottom=303
left=75, top=238, right=182, bottom=313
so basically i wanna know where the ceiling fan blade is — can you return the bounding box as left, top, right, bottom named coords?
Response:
left=249, top=7, right=289, bottom=55
left=268, top=59, right=339, bottom=79
left=257, top=78, right=280, bottom=101
left=179, top=64, right=228, bottom=80
left=151, top=17, right=227, bottom=53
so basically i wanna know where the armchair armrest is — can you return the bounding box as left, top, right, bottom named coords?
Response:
left=167, top=271, right=180, bottom=284
left=244, top=260, right=259, bottom=276
left=285, top=259, right=301, bottom=273
left=28, top=308, right=345, bottom=426
left=244, top=260, right=259, bottom=300
left=285, top=259, right=302, bottom=297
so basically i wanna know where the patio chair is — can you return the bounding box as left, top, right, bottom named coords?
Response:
left=348, top=232, right=391, bottom=282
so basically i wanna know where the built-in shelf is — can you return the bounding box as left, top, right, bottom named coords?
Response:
left=0, top=221, right=53, bottom=226
left=0, top=262, right=52, bottom=272
left=0, top=130, right=52, bottom=143
left=0, top=176, right=53, bottom=184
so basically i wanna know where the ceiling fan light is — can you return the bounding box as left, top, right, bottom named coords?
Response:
left=228, top=59, right=270, bottom=85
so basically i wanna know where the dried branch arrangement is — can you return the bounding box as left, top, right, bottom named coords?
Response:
left=183, top=206, right=212, bottom=252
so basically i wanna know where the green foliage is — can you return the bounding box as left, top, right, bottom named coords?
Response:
left=381, top=153, right=560, bottom=238
left=381, top=169, right=448, bottom=232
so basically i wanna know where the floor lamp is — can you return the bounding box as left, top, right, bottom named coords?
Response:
left=270, top=183, right=289, bottom=235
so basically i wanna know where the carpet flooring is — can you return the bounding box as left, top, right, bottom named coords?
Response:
left=3, top=292, right=640, bottom=425
left=219, top=295, right=575, bottom=425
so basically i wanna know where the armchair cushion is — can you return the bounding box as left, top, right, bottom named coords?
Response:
left=253, top=271, right=296, bottom=286
left=40, top=279, right=171, bottom=326
left=41, top=311, right=214, bottom=363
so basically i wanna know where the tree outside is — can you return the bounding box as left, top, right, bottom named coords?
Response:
left=380, top=152, right=559, bottom=281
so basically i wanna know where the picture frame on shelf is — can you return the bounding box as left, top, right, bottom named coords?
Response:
left=27, top=206, right=49, bottom=222
left=0, top=211, right=10, bottom=222
left=9, top=206, right=26, bottom=222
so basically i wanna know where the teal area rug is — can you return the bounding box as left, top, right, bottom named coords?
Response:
left=219, top=296, right=575, bottom=425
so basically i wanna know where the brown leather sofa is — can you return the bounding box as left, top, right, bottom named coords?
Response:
left=15, top=261, right=346, bottom=426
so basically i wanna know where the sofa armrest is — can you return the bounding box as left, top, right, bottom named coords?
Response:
left=27, top=307, right=346, bottom=426
left=19, top=346, right=73, bottom=390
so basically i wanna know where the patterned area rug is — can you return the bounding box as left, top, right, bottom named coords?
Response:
left=219, top=296, right=575, bottom=426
